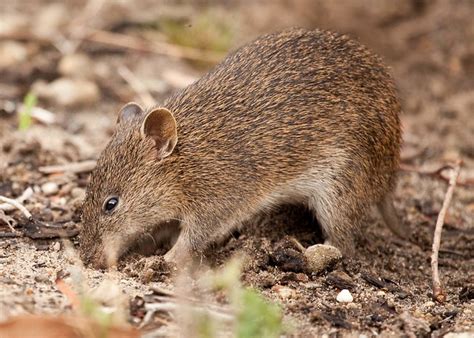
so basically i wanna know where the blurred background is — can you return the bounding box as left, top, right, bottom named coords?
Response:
left=1, top=0, right=473, bottom=161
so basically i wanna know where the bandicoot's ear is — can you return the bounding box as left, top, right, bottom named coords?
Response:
left=117, top=102, right=144, bottom=124
left=140, top=107, right=177, bottom=159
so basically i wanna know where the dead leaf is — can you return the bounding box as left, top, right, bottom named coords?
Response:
left=0, top=314, right=140, bottom=338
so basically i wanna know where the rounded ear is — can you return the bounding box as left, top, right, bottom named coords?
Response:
left=140, top=107, right=178, bottom=159
left=117, top=102, right=144, bottom=124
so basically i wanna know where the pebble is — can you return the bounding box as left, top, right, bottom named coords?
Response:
left=272, top=285, right=296, bottom=300
left=295, top=273, right=309, bottom=283
left=0, top=14, right=28, bottom=35
left=258, top=271, right=276, bottom=288
left=41, top=182, right=59, bottom=196
left=0, top=41, right=28, bottom=68
left=444, top=333, right=474, bottom=338
left=58, top=53, right=95, bottom=79
left=336, top=289, right=353, bottom=303
left=34, top=274, right=50, bottom=283
left=33, top=3, right=68, bottom=39
left=52, top=242, right=61, bottom=252
left=303, top=282, right=320, bottom=289
left=59, top=183, right=73, bottom=196
left=376, top=290, right=386, bottom=297
left=32, top=77, right=100, bottom=107
left=71, top=187, right=86, bottom=200
left=304, top=244, right=342, bottom=274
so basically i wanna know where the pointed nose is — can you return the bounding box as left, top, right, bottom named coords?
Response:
left=79, top=242, right=104, bottom=269
left=80, top=249, right=108, bottom=270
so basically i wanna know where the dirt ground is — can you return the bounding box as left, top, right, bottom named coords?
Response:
left=0, top=0, right=473, bottom=337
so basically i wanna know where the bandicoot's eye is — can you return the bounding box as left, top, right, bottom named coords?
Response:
left=103, top=196, right=119, bottom=213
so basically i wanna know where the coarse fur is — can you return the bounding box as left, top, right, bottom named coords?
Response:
left=80, top=28, right=405, bottom=268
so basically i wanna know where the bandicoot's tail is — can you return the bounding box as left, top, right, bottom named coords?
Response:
left=377, top=195, right=410, bottom=239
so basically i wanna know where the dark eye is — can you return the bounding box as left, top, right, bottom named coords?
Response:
left=103, top=196, right=119, bottom=213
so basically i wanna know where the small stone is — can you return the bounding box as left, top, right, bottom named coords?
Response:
left=0, top=41, right=28, bottom=68
left=346, top=302, right=358, bottom=309
left=34, top=274, right=49, bottom=283
left=41, top=182, right=59, bottom=196
left=295, top=273, right=309, bottom=283
left=59, top=184, right=73, bottom=196
left=58, top=53, right=95, bottom=79
left=71, top=187, right=86, bottom=200
left=304, top=244, right=342, bottom=274
left=259, top=271, right=276, bottom=288
left=424, top=301, right=435, bottom=307
left=52, top=242, right=61, bottom=252
left=0, top=14, right=28, bottom=36
left=32, top=77, right=100, bottom=107
left=272, top=285, right=296, bottom=300
left=304, top=282, right=320, bottom=289
left=444, top=333, right=474, bottom=338
left=376, top=290, right=386, bottom=297
left=336, top=289, right=353, bottom=303
left=33, top=3, right=68, bottom=39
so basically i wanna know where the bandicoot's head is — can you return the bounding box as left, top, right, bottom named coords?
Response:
left=80, top=103, right=181, bottom=268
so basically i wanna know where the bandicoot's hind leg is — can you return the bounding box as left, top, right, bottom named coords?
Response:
left=377, top=194, right=410, bottom=239
left=307, top=187, right=363, bottom=253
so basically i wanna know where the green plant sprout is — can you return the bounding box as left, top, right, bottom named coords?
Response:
left=211, top=259, right=285, bottom=338
left=18, top=92, right=37, bottom=131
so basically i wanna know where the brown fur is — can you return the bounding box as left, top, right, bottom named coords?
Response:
left=80, top=28, right=405, bottom=268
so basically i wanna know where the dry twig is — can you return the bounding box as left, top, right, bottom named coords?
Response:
left=83, top=29, right=223, bottom=63
left=56, top=0, right=107, bottom=54
left=144, top=302, right=234, bottom=322
left=0, top=187, right=33, bottom=212
left=0, top=193, right=32, bottom=236
left=0, top=195, right=33, bottom=220
left=431, top=160, right=461, bottom=303
left=38, top=160, right=97, bottom=174
left=400, top=163, right=473, bottom=187
left=141, top=286, right=234, bottom=329
left=118, top=65, right=155, bottom=107
left=0, top=210, right=17, bottom=233
left=0, top=28, right=223, bottom=63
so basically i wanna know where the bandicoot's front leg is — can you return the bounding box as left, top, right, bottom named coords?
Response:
left=163, top=224, right=206, bottom=264
left=163, top=234, right=190, bottom=264
left=163, top=217, right=226, bottom=265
